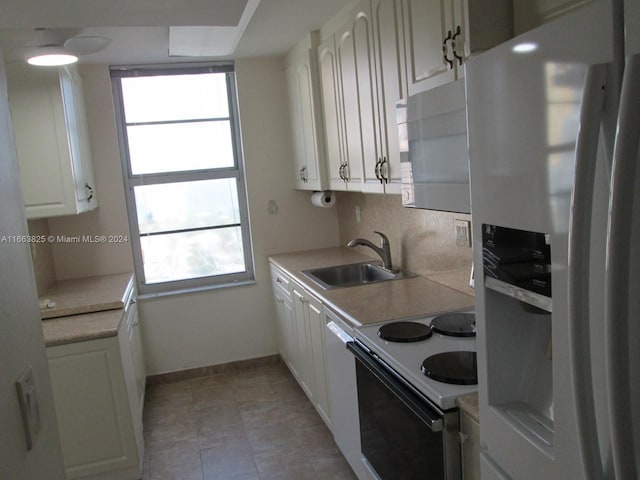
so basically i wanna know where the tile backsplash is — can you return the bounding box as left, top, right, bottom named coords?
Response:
left=336, top=192, right=474, bottom=296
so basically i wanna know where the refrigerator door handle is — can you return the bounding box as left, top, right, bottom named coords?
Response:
left=568, top=62, right=608, bottom=480
left=606, top=52, right=640, bottom=480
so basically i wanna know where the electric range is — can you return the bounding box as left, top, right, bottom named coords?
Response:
left=353, top=310, right=477, bottom=411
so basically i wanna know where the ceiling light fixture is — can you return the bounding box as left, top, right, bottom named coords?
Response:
left=26, top=47, right=78, bottom=66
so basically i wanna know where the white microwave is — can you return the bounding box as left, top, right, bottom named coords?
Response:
left=396, top=78, right=470, bottom=213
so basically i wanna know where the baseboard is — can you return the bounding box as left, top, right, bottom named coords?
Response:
left=145, top=354, right=282, bottom=386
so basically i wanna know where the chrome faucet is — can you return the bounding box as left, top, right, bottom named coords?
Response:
left=347, top=231, right=393, bottom=271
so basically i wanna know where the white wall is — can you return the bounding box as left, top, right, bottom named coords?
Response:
left=140, top=57, right=340, bottom=374
left=0, top=52, right=66, bottom=480
left=48, top=58, right=340, bottom=375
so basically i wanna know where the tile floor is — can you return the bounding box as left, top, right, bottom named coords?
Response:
left=141, top=359, right=358, bottom=480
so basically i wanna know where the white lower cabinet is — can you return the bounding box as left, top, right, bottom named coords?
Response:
left=270, top=264, right=331, bottom=428
left=302, top=288, right=331, bottom=425
left=460, top=411, right=481, bottom=480
left=47, top=307, right=145, bottom=480
left=271, top=265, right=295, bottom=369
left=120, top=288, right=145, bottom=423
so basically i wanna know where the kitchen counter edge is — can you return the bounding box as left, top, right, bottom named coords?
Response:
left=42, top=273, right=134, bottom=347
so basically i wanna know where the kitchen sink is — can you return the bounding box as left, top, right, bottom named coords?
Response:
left=302, top=262, right=414, bottom=290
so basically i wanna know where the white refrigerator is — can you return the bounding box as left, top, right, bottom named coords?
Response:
left=465, top=0, right=640, bottom=478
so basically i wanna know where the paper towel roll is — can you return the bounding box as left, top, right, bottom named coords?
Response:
left=311, top=191, right=336, bottom=208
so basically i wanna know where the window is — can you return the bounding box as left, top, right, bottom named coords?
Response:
left=111, top=64, right=254, bottom=295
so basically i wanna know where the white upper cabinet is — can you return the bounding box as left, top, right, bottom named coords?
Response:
left=285, top=32, right=329, bottom=191
left=323, top=0, right=404, bottom=194
left=401, top=0, right=512, bottom=95
left=334, top=21, right=367, bottom=190
left=402, top=0, right=457, bottom=95
left=318, top=35, right=352, bottom=191
left=6, top=63, right=98, bottom=219
left=337, top=2, right=381, bottom=193
left=370, top=0, right=405, bottom=193
left=293, top=0, right=512, bottom=195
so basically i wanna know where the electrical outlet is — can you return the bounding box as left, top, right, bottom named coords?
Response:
left=16, top=366, right=41, bottom=451
left=455, top=219, right=471, bottom=247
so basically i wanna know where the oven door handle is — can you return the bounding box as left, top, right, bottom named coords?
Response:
left=347, top=341, right=443, bottom=432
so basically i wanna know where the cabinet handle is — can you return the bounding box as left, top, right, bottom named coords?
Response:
left=451, top=26, right=463, bottom=66
left=381, top=156, right=389, bottom=184
left=442, top=30, right=454, bottom=69
left=342, top=163, right=349, bottom=182
left=458, top=431, right=470, bottom=444
left=276, top=277, right=282, bottom=283
left=339, top=164, right=344, bottom=181
left=276, top=298, right=285, bottom=304
left=85, top=183, right=94, bottom=201
left=375, top=158, right=383, bottom=183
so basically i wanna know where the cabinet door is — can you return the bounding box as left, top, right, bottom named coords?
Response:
left=286, top=61, right=325, bottom=190
left=47, top=337, right=140, bottom=479
left=60, top=66, right=96, bottom=210
left=126, top=301, right=146, bottom=415
left=372, top=0, right=405, bottom=193
left=460, top=412, right=481, bottom=480
left=402, top=0, right=457, bottom=95
left=349, top=0, right=385, bottom=193
left=6, top=64, right=77, bottom=218
left=318, top=36, right=349, bottom=191
left=6, top=64, right=97, bottom=219
left=285, top=35, right=328, bottom=191
left=307, top=298, right=331, bottom=427
left=274, top=286, right=295, bottom=366
left=335, top=24, right=365, bottom=188
left=285, top=63, right=309, bottom=189
left=292, top=286, right=314, bottom=399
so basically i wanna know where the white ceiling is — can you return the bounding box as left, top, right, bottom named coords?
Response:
left=0, top=0, right=351, bottom=65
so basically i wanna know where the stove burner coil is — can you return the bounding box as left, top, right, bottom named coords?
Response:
left=430, top=312, right=476, bottom=337
left=377, top=321, right=432, bottom=343
left=421, top=351, right=477, bottom=385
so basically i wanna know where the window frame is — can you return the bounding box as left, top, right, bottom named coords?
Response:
left=111, top=62, right=255, bottom=297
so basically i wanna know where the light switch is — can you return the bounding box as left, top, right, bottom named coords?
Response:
left=15, top=366, right=41, bottom=451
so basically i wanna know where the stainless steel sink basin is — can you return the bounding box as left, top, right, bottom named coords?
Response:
left=302, top=262, right=414, bottom=290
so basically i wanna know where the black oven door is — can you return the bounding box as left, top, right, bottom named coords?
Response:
left=347, top=341, right=460, bottom=480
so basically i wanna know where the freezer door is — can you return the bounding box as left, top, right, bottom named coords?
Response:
left=605, top=50, right=640, bottom=480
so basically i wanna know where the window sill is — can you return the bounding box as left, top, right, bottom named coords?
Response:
left=137, top=278, right=256, bottom=302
